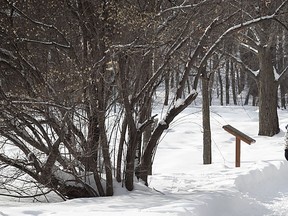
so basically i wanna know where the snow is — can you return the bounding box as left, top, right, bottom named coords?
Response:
left=1, top=105, right=288, bottom=216
left=274, top=66, right=280, bottom=81
left=175, top=98, right=185, bottom=108
left=240, top=42, right=258, bottom=54
left=158, top=119, right=167, bottom=126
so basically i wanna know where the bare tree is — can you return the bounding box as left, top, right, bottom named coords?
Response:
left=1, top=0, right=288, bottom=200
left=229, top=0, right=288, bottom=136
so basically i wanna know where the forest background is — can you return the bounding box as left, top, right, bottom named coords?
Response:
left=1, top=0, right=288, bottom=200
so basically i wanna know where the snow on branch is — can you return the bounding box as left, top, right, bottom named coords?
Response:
left=276, top=64, right=288, bottom=82
left=160, top=90, right=198, bottom=127
left=225, top=52, right=259, bottom=78
left=139, top=90, right=198, bottom=173
left=157, top=92, right=197, bottom=127
left=200, top=0, right=288, bottom=67
left=137, top=114, right=158, bottom=132
left=19, top=38, right=70, bottom=49
left=240, top=42, right=258, bottom=54
left=273, top=66, right=280, bottom=81
left=157, top=0, right=217, bottom=16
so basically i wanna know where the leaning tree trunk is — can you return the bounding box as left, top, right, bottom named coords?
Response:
left=137, top=92, right=198, bottom=185
left=258, top=46, right=280, bottom=136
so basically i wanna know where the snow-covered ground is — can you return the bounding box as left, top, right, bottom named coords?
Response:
left=1, top=105, right=288, bottom=216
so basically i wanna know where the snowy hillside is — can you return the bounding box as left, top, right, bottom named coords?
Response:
left=1, top=105, right=288, bottom=216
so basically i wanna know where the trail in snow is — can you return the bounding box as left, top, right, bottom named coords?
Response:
left=0, top=106, right=288, bottom=215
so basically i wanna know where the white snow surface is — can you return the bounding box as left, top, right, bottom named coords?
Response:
left=1, top=105, right=288, bottom=216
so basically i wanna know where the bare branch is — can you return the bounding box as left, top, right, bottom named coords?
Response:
left=278, top=64, right=288, bottom=82
left=200, top=0, right=288, bottom=69
left=0, top=189, right=53, bottom=199
left=225, top=52, right=259, bottom=80
left=4, top=0, right=70, bottom=48
left=19, top=38, right=70, bottom=49
left=11, top=100, right=72, bottom=111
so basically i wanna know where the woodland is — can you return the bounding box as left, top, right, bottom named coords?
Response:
left=0, top=0, right=288, bottom=200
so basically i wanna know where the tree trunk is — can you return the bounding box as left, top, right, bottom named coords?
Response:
left=164, top=71, right=170, bottom=106
left=280, top=83, right=286, bottom=109
left=87, top=85, right=105, bottom=196
left=258, top=46, right=280, bottom=136
left=201, top=64, right=212, bottom=164
left=98, top=112, right=114, bottom=196
left=125, top=127, right=140, bottom=191
left=244, top=87, right=251, bottom=105
left=137, top=92, right=198, bottom=185
left=97, top=88, right=113, bottom=194
left=217, top=68, right=224, bottom=106
left=116, top=116, right=127, bottom=182
left=209, top=72, right=215, bottom=106
left=225, top=60, right=230, bottom=105
left=142, top=102, right=153, bottom=175
left=237, top=68, right=246, bottom=94
left=230, top=61, right=237, bottom=105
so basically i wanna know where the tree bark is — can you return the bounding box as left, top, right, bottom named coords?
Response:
left=217, top=68, right=224, bottom=106
left=230, top=61, right=237, bottom=105
left=164, top=71, right=170, bottom=106
left=116, top=116, right=127, bottom=182
left=280, top=83, right=286, bottom=109
left=258, top=46, right=280, bottom=136
left=137, top=92, right=198, bottom=185
left=124, top=126, right=140, bottom=191
left=225, top=59, right=230, bottom=105
left=201, top=64, right=212, bottom=164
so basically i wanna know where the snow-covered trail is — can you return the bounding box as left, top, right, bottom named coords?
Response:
left=1, top=162, right=288, bottom=216
left=1, top=106, right=288, bottom=216
left=148, top=105, right=288, bottom=216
